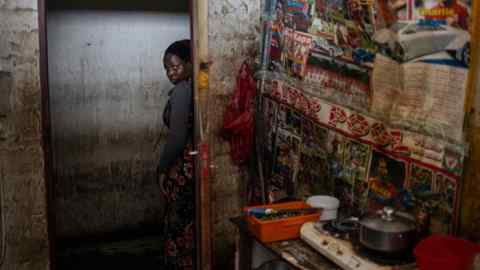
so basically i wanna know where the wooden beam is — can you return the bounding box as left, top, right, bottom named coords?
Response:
left=460, top=1, right=480, bottom=239
left=192, top=0, right=212, bottom=268
left=464, top=0, right=480, bottom=114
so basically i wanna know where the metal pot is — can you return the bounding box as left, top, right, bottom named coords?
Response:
left=358, top=207, right=417, bottom=253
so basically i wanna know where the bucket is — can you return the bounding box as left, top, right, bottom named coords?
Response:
left=414, top=235, right=480, bottom=270
left=306, top=195, right=339, bottom=221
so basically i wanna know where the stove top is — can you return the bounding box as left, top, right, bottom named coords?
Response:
left=321, top=218, right=359, bottom=241
left=354, top=246, right=415, bottom=266
left=300, top=222, right=417, bottom=270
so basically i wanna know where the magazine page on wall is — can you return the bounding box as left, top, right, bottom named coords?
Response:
left=372, top=0, right=471, bottom=144
left=261, top=76, right=468, bottom=233
left=257, top=0, right=472, bottom=233
left=262, top=0, right=472, bottom=143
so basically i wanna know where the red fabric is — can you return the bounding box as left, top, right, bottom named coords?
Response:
left=222, top=61, right=257, bottom=164
left=415, top=235, right=480, bottom=270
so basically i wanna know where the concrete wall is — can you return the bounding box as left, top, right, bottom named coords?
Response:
left=0, top=0, right=262, bottom=267
left=0, top=0, right=50, bottom=269
left=47, top=11, right=190, bottom=238
left=207, top=0, right=261, bottom=268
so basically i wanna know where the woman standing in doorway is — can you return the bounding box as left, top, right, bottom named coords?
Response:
left=158, top=39, right=195, bottom=270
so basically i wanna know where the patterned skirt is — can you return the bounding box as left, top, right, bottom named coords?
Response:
left=161, top=143, right=196, bottom=270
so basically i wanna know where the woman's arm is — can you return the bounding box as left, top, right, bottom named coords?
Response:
left=157, top=81, right=192, bottom=175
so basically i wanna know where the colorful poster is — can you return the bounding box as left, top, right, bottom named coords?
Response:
left=297, top=151, right=330, bottom=197
left=304, top=55, right=371, bottom=107
left=277, top=103, right=289, bottom=130
left=298, top=119, right=331, bottom=197
left=442, top=146, right=464, bottom=175
left=327, top=130, right=346, bottom=160
left=334, top=180, right=356, bottom=211
left=260, top=90, right=463, bottom=231
left=272, top=128, right=302, bottom=196
left=266, top=80, right=466, bottom=176
left=324, top=130, right=346, bottom=183
left=336, top=138, right=371, bottom=211
left=259, top=0, right=470, bottom=231
left=367, top=150, right=408, bottom=211
left=265, top=0, right=472, bottom=121
left=353, top=174, right=370, bottom=209
left=343, top=139, right=371, bottom=185
left=430, top=172, right=458, bottom=234
left=263, top=96, right=279, bottom=152
left=285, top=30, right=313, bottom=79
left=277, top=103, right=303, bottom=135
left=335, top=163, right=369, bottom=213
left=302, top=118, right=329, bottom=148
left=410, top=163, right=435, bottom=194
left=412, top=0, right=470, bottom=30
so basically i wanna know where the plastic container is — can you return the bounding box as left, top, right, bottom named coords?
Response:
left=414, top=235, right=480, bottom=270
left=306, top=195, right=339, bottom=221
left=245, top=201, right=321, bottom=243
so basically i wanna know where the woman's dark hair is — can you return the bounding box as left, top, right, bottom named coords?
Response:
left=164, top=39, right=191, bottom=63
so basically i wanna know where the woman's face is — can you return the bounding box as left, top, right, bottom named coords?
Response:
left=378, top=160, right=388, bottom=178
left=163, top=53, right=191, bottom=85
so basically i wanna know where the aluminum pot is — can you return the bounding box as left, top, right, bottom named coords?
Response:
left=359, top=207, right=417, bottom=253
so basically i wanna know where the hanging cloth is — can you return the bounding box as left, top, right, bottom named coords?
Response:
left=222, top=61, right=257, bottom=164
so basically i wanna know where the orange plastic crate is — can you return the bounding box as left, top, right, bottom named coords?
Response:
left=245, top=201, right=321, bottom=243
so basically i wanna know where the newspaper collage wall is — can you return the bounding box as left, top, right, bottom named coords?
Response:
left=257, top=0, right=472, bottom=234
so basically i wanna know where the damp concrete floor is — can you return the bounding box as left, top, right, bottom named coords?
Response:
left=56, top=234, right=164, bottom=270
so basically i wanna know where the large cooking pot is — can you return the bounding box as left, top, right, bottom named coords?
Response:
left=359, top=207, right=417, bottom=253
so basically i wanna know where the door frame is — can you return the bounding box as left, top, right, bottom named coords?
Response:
left=191, top=0, right=212, bottom=268
left=37, top=1, right=212, bottom=269
left=37, top=0, right=56, bottom=269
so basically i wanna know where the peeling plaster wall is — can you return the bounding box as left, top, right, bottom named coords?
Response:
left=0, top=0, right=262, bottom=267
left=47, top=11, right=189, bottom=238
left=0, top=0, right=50, bottom=269
left=208, top=0, right=261, bottom=267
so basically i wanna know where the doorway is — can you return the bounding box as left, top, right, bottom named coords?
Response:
left=40, top=1, right=194, bottom=269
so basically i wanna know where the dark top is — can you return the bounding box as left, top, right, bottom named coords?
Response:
left=158, top=80, right=193, bottom=174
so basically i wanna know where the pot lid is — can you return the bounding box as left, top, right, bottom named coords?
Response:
left=360, top=207, right=416, bottom=233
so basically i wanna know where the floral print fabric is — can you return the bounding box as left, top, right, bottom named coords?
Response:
left=162, top=143, right=196, bottom=270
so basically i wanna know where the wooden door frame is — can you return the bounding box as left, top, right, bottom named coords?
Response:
left=38, top=1, right=212, bottom=269
left=38, top=0, right=56, bottom=269
left=192, top=0, right=212, bottom=269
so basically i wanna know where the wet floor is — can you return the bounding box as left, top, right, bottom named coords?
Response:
left=56, top=234, right=164, bottom=270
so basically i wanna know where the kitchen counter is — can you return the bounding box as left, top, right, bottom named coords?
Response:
left=230, top=216, right=340, bottom=270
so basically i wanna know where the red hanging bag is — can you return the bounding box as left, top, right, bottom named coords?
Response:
left=222, top=61, right=257, bottom=164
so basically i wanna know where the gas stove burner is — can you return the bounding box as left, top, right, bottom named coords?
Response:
left=320, top=217, right=359, bottom=240
left=332, top=217, right=359, bottom=232
left=353, top=245, right=416, bottom=266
